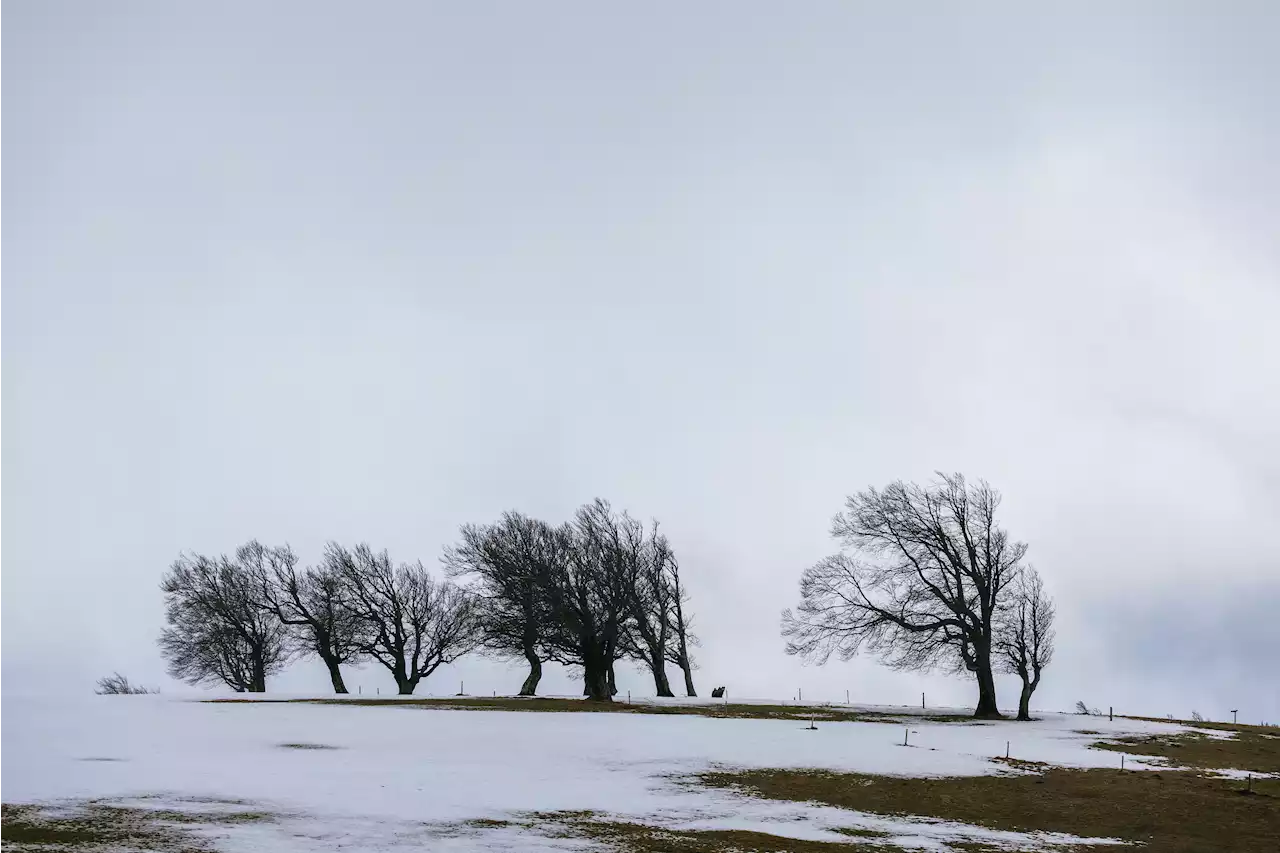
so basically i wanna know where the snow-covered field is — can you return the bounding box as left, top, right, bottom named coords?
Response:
left=0, top=694, right=1214, bottom=851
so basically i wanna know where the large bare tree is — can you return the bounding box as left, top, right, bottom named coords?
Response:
left=781, top=473, right=1025, bottom=718
left=243, top=541, right=366, bottom=694
left=443, top=513, right=560, bottom=696
left=159, top=550, right=289, bottom=692
left=663, top=554, right=699, bottom=697
left=540, top=500, right=637, bottom=701
left=332, top=543, right=482, bottom=695
left=996, top=566, right=1055, bottom=721
left=622, top=519, right=676, bottom=698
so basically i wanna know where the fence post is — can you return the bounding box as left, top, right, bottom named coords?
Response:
left=1109, top=706, right=1113, bottom=721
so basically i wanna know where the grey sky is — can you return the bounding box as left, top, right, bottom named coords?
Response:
left=4, top=2, right=1278, bottom=720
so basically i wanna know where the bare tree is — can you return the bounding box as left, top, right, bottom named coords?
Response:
left=244, top=541, right=366, bottom=694
left=443, top=513, right=559, bottom=696
left=622, top=518, right=677, bottom=698
left=996, top=566, right=1055, bottom=721
left=95, top=673, right=156, bottom=695
left=781, top=473, right=1025, bottom=718
left=540, top=500, right=637, bottom=701
left=663, top=553, right=699, bottom=697
left=333, top=543, right=482, bottom=695
left=159, top=551, right=289, bottom=692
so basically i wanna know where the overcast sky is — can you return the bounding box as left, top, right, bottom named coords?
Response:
left=4, top=2, right=1278, bottom=721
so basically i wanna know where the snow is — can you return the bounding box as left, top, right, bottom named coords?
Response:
left=0, top=694, right=1231, bottom=851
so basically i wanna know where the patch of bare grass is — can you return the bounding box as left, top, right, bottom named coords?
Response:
left=1092, top=725, right=1280, bottom=775
left=516, top=810, right=912, bottom=852
left=1, top=801, right=274, bottom=851
left=207, top=695, right=976, bottom=725
left=0, top=794, right=280, bottom=845
left=698, top=766, right=1280, bottom=853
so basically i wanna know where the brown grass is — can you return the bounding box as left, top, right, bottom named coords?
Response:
left=1093, top=723, right=1280, bottom=775
left=206, top=695, right=972, bottom=724
left=497, top=809, right=919, bottom=852
left=699, top=766, right=1280, bottom=853
left=541, top=816, right=909, bottom=852
left=1, top=802, right=274, bottom=851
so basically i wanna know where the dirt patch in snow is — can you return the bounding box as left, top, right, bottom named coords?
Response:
left=1090, top=724, right=1280, bottom=776
left=207, top=695, right=979, bottom=726
left=1, top=800, right=275, bottom=851
left=697, top=766, right=1280, bottom=852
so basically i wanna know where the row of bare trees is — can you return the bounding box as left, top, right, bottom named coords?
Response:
left=158, top=500, right=698, bottom=701
left=782, top=473, right=1055, bottom=720
left=159, top=542, right=479, bottom=696
left=444, top=500, right=698, bottom=701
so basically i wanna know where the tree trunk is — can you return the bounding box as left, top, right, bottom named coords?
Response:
left=584, top=663, right=612, bottom=702
left=643, top=640, right=675, bottom=697
left=607, top=662, right=618, bottom=696
left=322, top=655, right=348, bottom=694
left=650, top=662, right=674, bottom=697
left=250, top=653, right=267, bottom=693
left=679, top=655, right=696, bottom=697
left=397, top=674, right=419, bottom=695
left=519, top=647, right=542, bottom=696
left=973, top=646, right=1002, bottom=719
left=1017, top=680, right=1033, bottom=721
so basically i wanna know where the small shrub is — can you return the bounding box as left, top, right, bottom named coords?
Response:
left=1075, top=700, right=1090, bottom=715
left=1191, top=710, right=1204, bottom=722
left=95, top=673, right=156, bottom=695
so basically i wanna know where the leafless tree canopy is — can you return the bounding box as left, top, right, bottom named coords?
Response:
left=159, top=551, right=290, bottom=692
left=95, top=672, right=156, bottom=695
left=537, top=500, right=639, bottom=701
left=244, top=541, right=367, bottom=694
left=157, top=500, right=700, bottom=700
left=443, top=513, right=561, bottom=696
left=447, top=501, right=701, bottom=700
left=781, top=473, right=1026, bottom=718
left=331, top=543, right=482, bottom=695
left=996, top=565, right=1055, bottom=720
left=663, top=554, right=700, bottom=697
left=621, top=518, right=678, bottom=697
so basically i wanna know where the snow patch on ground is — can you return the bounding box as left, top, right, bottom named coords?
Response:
left=2, top=694, right=1209, bottom=851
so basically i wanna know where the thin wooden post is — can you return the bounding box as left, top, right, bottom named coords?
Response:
left=1006, top=741, right=1010, bottom=759
left=1109, top=707, right=1113, bottom=721
left=904, top=727, right=909, bottom=747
